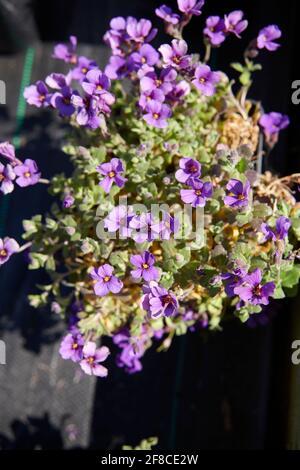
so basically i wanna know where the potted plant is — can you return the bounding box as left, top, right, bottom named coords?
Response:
left=0, top=0, right=299, bottom=379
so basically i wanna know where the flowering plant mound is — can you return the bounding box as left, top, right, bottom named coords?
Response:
left=1, top=1, right=300, bottom=377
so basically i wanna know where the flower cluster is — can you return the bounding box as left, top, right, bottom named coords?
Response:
left=177, top=157, right=213, bottom=207
left=204, top=10, right=248, bottom=46
left=1, top=1, right=298, bottom=379
left=24, top=64, right=114, bottom=130
left=103, top=206, right=178, bottom=243
left=59, top=326, right=110, bottom=377
left=0, top=141, right=41, bottom=194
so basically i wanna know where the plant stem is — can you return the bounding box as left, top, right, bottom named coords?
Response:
left=39, top=178, right=50, bottom=184
left=18, top=241, right=32, bottom=253
left=203, top=43, right=211, bottom=63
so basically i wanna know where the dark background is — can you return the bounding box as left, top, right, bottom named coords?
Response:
left=0, top=0, right=299, bottom=450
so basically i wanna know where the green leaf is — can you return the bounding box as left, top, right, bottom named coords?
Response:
left=281, top=265, right=300, bottom=288
left=236, top=158, right=247, bottom=173
left=90, top=146, right=106, bottom=162
left=291, top=217, right=300, bottom=240
left=273, top=285, right=285, bottom=299
left=231, top=62, right=244, bottom=73
left=29, top=253, right=48, bottom=270
left=45, top=255, right=56, bottom=271
left=239, top=71, right=251, bottom=86
left=28, top=292, right=49, bottom=308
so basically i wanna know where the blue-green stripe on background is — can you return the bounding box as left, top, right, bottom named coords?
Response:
left=0, top=47, right=35, bottom=238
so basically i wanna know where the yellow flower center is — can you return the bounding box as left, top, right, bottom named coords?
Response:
left=108, top=171, right=115, bottom=178
left=142, top=263, right=149, bottom=269
left=96, top=84, right=103, bottom=90
left=173, top=56, right=181, bottom=64
left=81, top=67, right=88, bottom=74
left=0, top=174, right=4, bottom=181
left=72, top=343, right=78, bottom=350
left=155, top=79, right=162, bottom=87
left=199, top=77, right=206, bottom=84
left=238, top=194, right=245, bottom=200
left=104, top=275, right=111, bottom=282
left=87, top=357, right=94, bottom=365
left=153, top=113, right=160, bottom=120
left=0, top=249, right=7, bottom=257
left=141, top=57, right=146, bottom=64
left=24, top=171, right=31, bottom=178
left=195, top=189, right=202, bottom=196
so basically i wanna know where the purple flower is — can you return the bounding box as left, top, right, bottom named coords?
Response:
left=274, top=216, right=291, bottom=239
left=129, top=212, right=156, bottom=243
left=97, top=158, right=127, bottom=193
left=24, top=81, right=50, bottom=108
left=138, top=88, right=165, bottom=110
left=104, top=55, right=129, bottom=80
left=14, top=159, right=41, bottom=187
left=234, top=268, right=275, bottom=306
left=0, top=237, right=19, bottom=265
left=137, top=64, right=155, bottom=79
left=45, top=72, right=72, bottom=90
left=224, top=179, right=250, bottom=208
left=177, top=0, right=204, bottom=16
left=0, top=163, right=15, bottom=194
left=175, top=157, right=201, bottom=183
left=80, top=342, right=110, bottom=377
left=0, top=141, right=16, bottom=162
left=129, top=44, right=159, bottom=70
left=183, top=310, right=209, bottom=330
left=126, top=18, right=157, bottom=44
left=224, top=11, right=248, bottom=38
left=155, top=5, right=180, bottom=25
left=180, top=179, right=213, bottom=207
left=59, top=330, right=84, bottom=362
left=72, top=56, right=98, bottom=82
left=192, top=64, right=220, bottom=96
left=257, top=25, right=281, bottom=51
left=130, top=250, right=159, bottom=282
left=103, top=17, right=128, bottom=55
left=63, top=195, right=75, bottom=208
left=50, top=86, right=76, bottom=117
left=113, top=328, right=145, bottom=374
left=141, top=281, right=178, bottom=319
left=104, top=205, right=133, bottom=238
left=221, top=267, right=247, bottom=297
left=72, top=95, right=104, bottom=129
left=140, top=67, right=177, bottom=95
left=259, top=112, right=289, bottom=136
left=90, top=264, right=123, bottom=296
left=81, top=69, right=113, bottom=101
left=204, top=16, right=226, bottom=46
left=143, top=101, right=171, bottom=128
left=151, top=212, right=180, bottom=240
left=261, top=216, right=291, bottom=241
left=167, top=80, right=190, bottom=103
left=53, top=36, right=77, bottom=64
left=159, top=39, right=191, bottom=69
